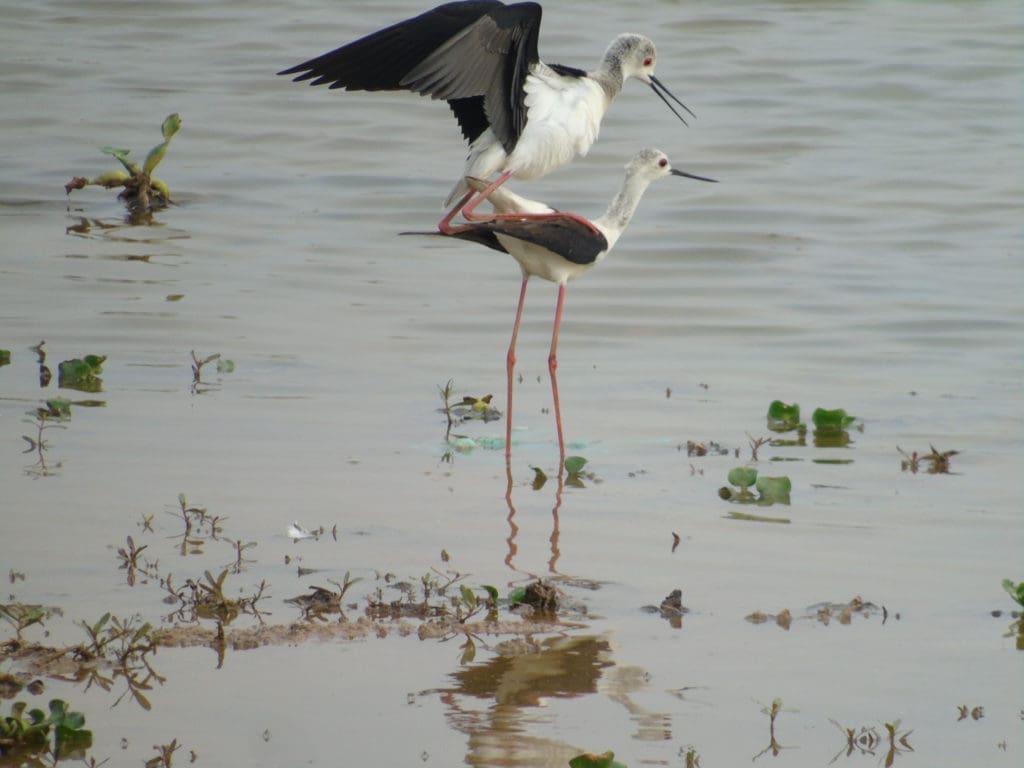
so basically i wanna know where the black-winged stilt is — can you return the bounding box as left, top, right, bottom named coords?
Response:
left=405, top=148, right=716, bottom=457
left=278, top=1, right=695, bottom=233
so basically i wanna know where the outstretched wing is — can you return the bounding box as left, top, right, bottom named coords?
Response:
left=279, top=1, right=543, bottom=151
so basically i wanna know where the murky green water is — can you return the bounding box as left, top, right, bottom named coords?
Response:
left=1, top=1, right=1022, bottom=765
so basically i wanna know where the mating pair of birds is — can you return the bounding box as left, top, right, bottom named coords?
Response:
left=280, top=1, right=716, bottom=456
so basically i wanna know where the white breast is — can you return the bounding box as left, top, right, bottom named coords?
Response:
left=505, top=66, right=607, bottom=180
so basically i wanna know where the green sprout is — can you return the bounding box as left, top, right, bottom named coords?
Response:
left=0, top=604, right=49, bottom=642
left=65, top=113, right=181, bottom=215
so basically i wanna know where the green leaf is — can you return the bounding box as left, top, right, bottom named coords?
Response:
left=508, top=587, right=527, bottom=607
left=151, top=177, right=171, bottom=200
left=47, top=699, right=67, bottom=723
left=460, top=585, right=477, bottom=610
left=530, top=466, right=548, bottom=490
left=91, top=169, right=131, bottom=188
left=812, top=407, right=855, bottom=433
left=482, top=585, right=499, bottom=603
left=161, top=113, right=182, bottom=140
left=564, top=455, right=588, bottom=475
left=727, top=466, right=758, bottom=490
left=0, top=349, right=9, bottom=366
left=42, top=398, right=72, bottom=418
left=766, top=400, right=801, bottom=431
left=143, top=140, right=168, bottom=175
left=755, top=475, right=792, bottom=504
left=101, top=146, right=141, bottom=174
left=82, top=354, right=106, bottom=373
left=1002, top=579, right=1024, bottom=608
left=216, top=358, right=235, bottom=373
left=92, top=612, right=111, bottom=635
left=58, top=355, right=106, bottom=391
left=58, top=711, right=84, bottom=731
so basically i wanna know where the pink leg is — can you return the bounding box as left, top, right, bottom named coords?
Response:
left=438, top=189, right=474, bottom=234
left=465, top=175, right=601, bottom=235
left=453, top=170, right=602, bottom=236
left=549, top=282, right=567, bottom=461
left=506, top=275, right=529, bottom=457
left=461, top=171, right=513, bottom=221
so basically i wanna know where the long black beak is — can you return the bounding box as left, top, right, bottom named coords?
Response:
left=671, top=168, right=718, bottom=183
left=650, top=75, right=697, bottom=126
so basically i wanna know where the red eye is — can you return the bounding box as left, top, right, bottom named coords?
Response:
left=658, top=158, right=668, bottom=167
left=643, top=56, right=653, bottom=66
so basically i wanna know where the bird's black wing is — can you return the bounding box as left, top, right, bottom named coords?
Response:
left=400, top=228, right=509, bottom=255
left=279, top=1, right=543, bottom=152
left=473, top=215, right=607, bottom=265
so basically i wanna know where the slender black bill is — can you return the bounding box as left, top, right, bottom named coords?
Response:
left=671, top=168, right=718, bottom=183
left=650, top=75, right=697, bottom=126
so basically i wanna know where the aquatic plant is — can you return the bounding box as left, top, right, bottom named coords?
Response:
left=190, top=350, right=234, bottom=394
left=766, top=400, right=802, bottom=431
left=0, top=698, right=92, bottom=761
left=753, top=697, right=795, bottom=759
left=720, top=467, right=791, bottom=507
left=812, top=407, right=856, bottom=433
left=0, top=603, right=49, bottom=642
left=564, top=455, right=595, bottom=487
left=1002, top=579, right=1024, bottom=609
left=898, top=444, right=958, bottom=474
left=57, top=354, right=106, bottom=392
left=65, top=113, right=181, bottom=216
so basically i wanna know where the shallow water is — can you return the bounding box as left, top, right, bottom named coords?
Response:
left=1, top=0, right=1022, bottom=765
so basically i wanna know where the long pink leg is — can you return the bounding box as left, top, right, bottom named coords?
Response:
left=549, top=282, right=567, bottom=461
left=505, top=275, right=529, bottom=457
left=461, top=171, right=513, bottom=221
left=438, top=188, right=474, bottom=234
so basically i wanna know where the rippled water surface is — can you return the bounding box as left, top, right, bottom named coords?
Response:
left=1, top=1, right=1022, bottom=765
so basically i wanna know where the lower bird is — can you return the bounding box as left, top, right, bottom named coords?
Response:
left=406, top=148, right=716, bottom=457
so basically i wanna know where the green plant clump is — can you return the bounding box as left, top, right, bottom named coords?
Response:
left=721, top=467, right=792, bottom=506
left=766, top=400, right=802, bottom=432
left=0, top=699, right=92, bottom=760
left=1002, top=579, right=1024, bottom=609
left=65, top=113, right=181, bottom=214
left=812, top=407, right=856, bottom=434
left=57, top=354, right=106, bottom=392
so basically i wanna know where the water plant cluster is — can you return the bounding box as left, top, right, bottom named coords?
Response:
left=65, top=113, right=181, bottom=220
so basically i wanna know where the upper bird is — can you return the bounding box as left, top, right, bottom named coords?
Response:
left=278, top=1, right=694, bottom=232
